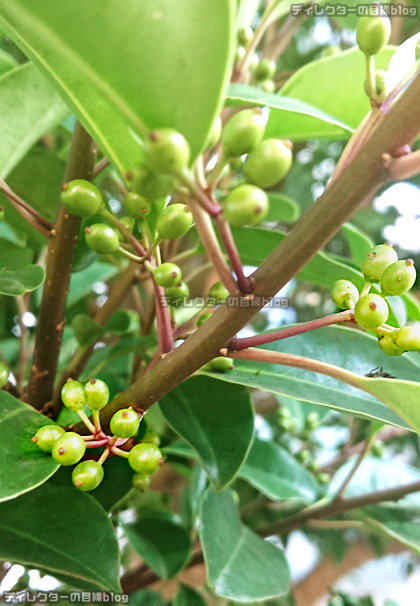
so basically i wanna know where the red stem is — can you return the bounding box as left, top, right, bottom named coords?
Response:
left=215, top=215, right=252, bottom=293
left=153, top=281, right=174, bottom=353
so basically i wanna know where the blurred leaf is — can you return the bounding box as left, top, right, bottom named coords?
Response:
left=172, top=585, right=206, bottom=606
left=0, top=264, right=44, bottom=295
left=342, top=223, right=373, bottom=268
left=367, top=520, right=420, bottom=558
left=0, top=239, right=32, bottom=270
left=0, top=47, right=16, bottom=75
left=130, top=590, right=164, bottom=606
left=72, top=310, right=132, bottom=346
left=67, top=262, right=118, bottom=307
left=266, top=193, right=300, bottom=223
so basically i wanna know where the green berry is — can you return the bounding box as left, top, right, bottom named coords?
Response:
left=128, top=167, right=174, bottom=200
left=52, top=432, right=86, bottom=466
left=165, top=281, right=190, bottom=308
left=244, top=139, right=293, bottom=188
left=235, top=45, right=246, bottom=63
left=156, top=204, right=193, bottom=240
left=125, top=191, right=151, bottom=219
left=206, top=116, right=222, bottom=149
left=208, top=281, right=229, bottom=304
left=305, top=411, right=320, bottom=431
left=307, top=460, right=319, bottom=473
left=223, top=184, right=269, bottom=227
left=197, top=312, right=213, bottom=327
left=61, top=379, right=86, bottom=412
left=110, top=408, right=140, bottom=438
left=365, top=69, right=389, bottom=104
left=395, top=325, right=420, bottom=352
left=128, top=443, right=163, bottom=475
left=84, top=378, right=109, bottom=410
left=381, top=259, right=416, bottom=296
left=361, top=243, right=398, bottom=282
left=255, top=58, right=276, bottom=81
left=32, top=425, right=66, bottom=453
left=370, top=439, right=384, bottom=457
left=317, top=472, right=331, bottom=484
left=296, top=449, right=311, bottom=463
left=356, top=8, right=391, bottom=56
left=354, top=294, right=389, bottom=330
left=0, top=361, right=10, bottom=388
left=85, top=224, right=120, bottom=255
left=378, top=332, right=404, bottom=356
left=260, top=80, right=275, bottom=94
left=133, top=473, right=151, bottom=492
left=331, top=279, right=359, bottom=309
left=237, top=26, right=253, bottom=46
left=142, top=428, right=161, bottom=447
left=72, top=460, right=104, bottom=491
left=222, top=109, right=265, bottom=157
left=145, top=128, right=190, bottom=175
left=153, top=263, right=182, bottom=288
left=61, top=179, right=103, bottom=218
left=206, top=356, right=234, bottom=373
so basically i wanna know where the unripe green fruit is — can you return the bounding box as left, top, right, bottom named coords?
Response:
left=205, top=356, right=234, bottom=373
left=128, top=443, right=163, bottom=475
left=206, top=116, right=222, bottom=149
left=85, top=224, right=120, bottom=255
left=32, top=425, right=66, bottom=453
left=110, top=408, right=140, bottom=438
left=395, top=325, right=420, bottom=352
left=84, top=378, right=109, bottom=410
left=249, top=52, right=259, bottom=72
left=142, top=428, right=161, bottom=446
left=145, top=128, right=190, bottom=175
left=237, top=26, right=253, bottom=46
left=370, top=439, right=384, bottom=457
left=133, top=473, right=151, bottom=492
left=255, top=58, right=276, bottom=81
left=156, top=204, right=193, bottom=240
left=72, top=460, right=104, bottom=491
left=378, top=332, right=404, bottom=356
left=260, top=80, right=275, bottom=94
left=153, top=263, right=182, bottom=288
left=222, top=109, right=265, bottom=157
left=197, top=312, right=213, bottom=327
left=296, top=449, right=310, bottom=463
left=364, top=69, right=389, bottom=104
left=165, top=281, right=190, bottom=308
left=208, top=281, right=229, bottom=304
left=361, top=243, right=398, bottom=282
left=381, top=259, right=416, bottom=296
left=244, top=139, right=293, bottom=188
left=317, top=472, right=331, bottom=484
left=305, top=411, right=320, bottom=431
left=223, top=184, right=269, bottom=227
left=52, top=432, right=86, bottom=466
left=125, top=191, right=151, bottom=219
left=235, top=45, right=246, bottom=63
left=356, top=8, right=391, bottom=56
left=128, top=167, right=174, bottom=199
left=354, top=294, right=389, bottom=330
left=61, top=180, right=103, bottom=218
left=0, top=361, right=9, bottom=388
left=331, top=279, right=359, bottom=309
left=61, top=380, right=86, bottom=412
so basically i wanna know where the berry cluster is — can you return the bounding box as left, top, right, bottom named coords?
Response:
left=331, top=244, right=419, bottom=356
left=32, top=378, right=163, bottom=492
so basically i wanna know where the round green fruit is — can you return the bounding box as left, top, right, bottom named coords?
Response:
left=153, top=263, right=182, bottom=288
left=237, top=26, right=253, bottom=46
left=208, top=281, right=229, bottom=304
left=128, top=443, right=163, bottom=475
left=370, top=440, right=384, bottom=457
left=0, top=361, right=9, bottom=388
left=61, top=379, right=86, bottom=412
left=132, top=473, right=151, bottom=492
left=222, top=109, right=265, bottom=157
left=84, top=378, right=109, bottom=410
left=354, top=293, right=389, bottom=330
left=223, top=184, right=269, bottom=227
left=142, top=428, right=161, bottom=446
left=61, top=179, right=103, bottom=218
left=395, top=325, right=420, bottom=352
left=156, top=204, right=193, bottom=240
left=125, top=191, right=151, bottom=219
left=85, top=224, right=120, bottom=255
left=255, top=57, right=276, bottom=81
left=361, top=243, right=397, bottom=282
left=72, top=460, right=104, bottom=491
left=145, top=128, right=190, bottom=175
left=244, top=139, right=293, bottom=188
left=165, top=281, right=189, bottom=308
left=110, top=408, right=140, bottom=438
left=356, top=9, right=391, bottom=56
left=381, top=259, right=416, bottom=296
left=32, top=425, right=66, bottom=453
left=378, top=332, right=404, bottom=356
left=206, top=356, right=234, bottom=373
left=52, top=432, right=86, bottom=466
left=331, top=279, right=359, bottom=309
left=128, top=167, right=174, bottom=200
left=197, top=312, right=213, bottom=327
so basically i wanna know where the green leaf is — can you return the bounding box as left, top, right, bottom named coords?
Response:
left=0, top=62, right=68, bottom=178
left=130, top=590, right=164, bottom=606
left=0, top=264, right=45, bottom=295
left=199, top=487, right=290, bottom=602
left=67, top=262, right=119, bottom=307
left=0, top=47, right=16, bottom=75
left=173, top=584, right=206, bottom=606
left=0, top=239, right=32, bottom=271
left=159, top=376, right=254, bottom=490
left=367, top=520, right=420, bottom=557
left=238, top=438, right=319, bottom=503
left=342, top=223, right=373, bottom=268
left=0, top=391, right=59, bottom=502
left=122, top=513, right=192, bottom=579
left=72, top=311, right=131, bottom=346
left=0, top=0, right=235, bottom=171
left=226, top=83, right=352, bottom=140
left=235, top=0, right=260, bottom=30
left=266, top=193, right=300, bottom=223
left=0, top=483, right=121, bottom=591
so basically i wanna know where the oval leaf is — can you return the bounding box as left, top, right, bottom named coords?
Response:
left=173, top=584, right=206, bottom=606
left=0, top=264, right=45, bottom=295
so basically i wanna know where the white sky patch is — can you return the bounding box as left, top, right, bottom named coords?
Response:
left=374, top=182, right=420, bottom=252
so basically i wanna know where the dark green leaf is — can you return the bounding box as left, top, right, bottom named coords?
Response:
left=173, top=584, right=206, bottom=606
left=0, top=239, right=32, bottom=271
left=159, top=376, right=254, bottom=490
left=0, top=264, right=45, bottom=295
left=130, top=590, right=164, bottom=606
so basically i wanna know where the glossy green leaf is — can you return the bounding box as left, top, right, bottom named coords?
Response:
left=367, top=520, right=420, bottom=557
left=173, top=584, right=206, bottom=606
left=159, top=376, right=254, bottom=490
left=0, top=62, right=68, bottom=178
left=199, top=487, right=290, bottom=601
left=72, top=310, right=131, bottom=346
left=0, top=391, right=59, bottom=502
left=0, top=0, right=235, bottom=172
left=238, top=438, right=319, bottom=503
left=266, top=193, right=300, bottom=223
left=0, top=483, right=121, bottom=591
left=0, top=264, right=45, bottom=295
left=226, top=83, right=352, bottom=140
left=123, top=513, right=192, bottom=579
left=342, top=223, right=373, bottom=269
left=130, top=590, right=164, bottom=606
left=201, top=325, right=420, bottom=429
left=0, top=239, right=32, bottom=271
